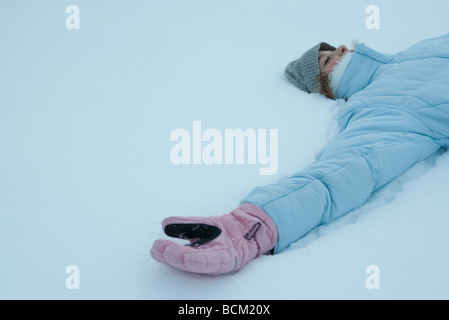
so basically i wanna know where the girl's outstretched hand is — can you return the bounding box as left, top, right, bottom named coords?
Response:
left=150, top=203, right=277, bottom=275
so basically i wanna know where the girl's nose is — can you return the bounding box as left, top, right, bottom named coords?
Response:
left=337, top=45, right=348, bottom=56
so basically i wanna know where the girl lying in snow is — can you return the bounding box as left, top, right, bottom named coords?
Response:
left=150, top=33, right=449, bottom=275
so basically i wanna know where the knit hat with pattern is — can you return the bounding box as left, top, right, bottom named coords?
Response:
left=284, top=42, right=336, bottom=94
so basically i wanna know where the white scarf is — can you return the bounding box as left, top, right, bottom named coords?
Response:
left=329, top=40, right=361, bottom=94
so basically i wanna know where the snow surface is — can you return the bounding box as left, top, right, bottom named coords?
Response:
left=1, top=0, right=449, bottom=300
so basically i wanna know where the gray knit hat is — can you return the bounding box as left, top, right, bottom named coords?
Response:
left=284, top=42, right=336, bottom=94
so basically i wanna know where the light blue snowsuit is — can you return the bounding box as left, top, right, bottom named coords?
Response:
left=242, top=33, right=449, bottom=252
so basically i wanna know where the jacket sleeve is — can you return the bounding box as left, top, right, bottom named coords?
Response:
left=241, top=113, right=441, bottom=252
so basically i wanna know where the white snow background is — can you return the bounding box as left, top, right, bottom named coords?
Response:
left=1, top=0, right=449, bottom=299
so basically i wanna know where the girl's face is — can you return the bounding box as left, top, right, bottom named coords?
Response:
left=318, top=45, right=351, bottom=75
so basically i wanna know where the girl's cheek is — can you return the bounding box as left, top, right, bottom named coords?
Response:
left=329, top=58, right=341, bottom=72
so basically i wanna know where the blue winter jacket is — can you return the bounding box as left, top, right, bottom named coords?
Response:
left=242, top=33, right=449, bottom=252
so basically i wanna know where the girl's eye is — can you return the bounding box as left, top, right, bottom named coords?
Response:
left=325, top=57, right=330, bottom=65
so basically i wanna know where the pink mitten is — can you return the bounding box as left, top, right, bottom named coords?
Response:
left=150, top=203, right=277, bottom=275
